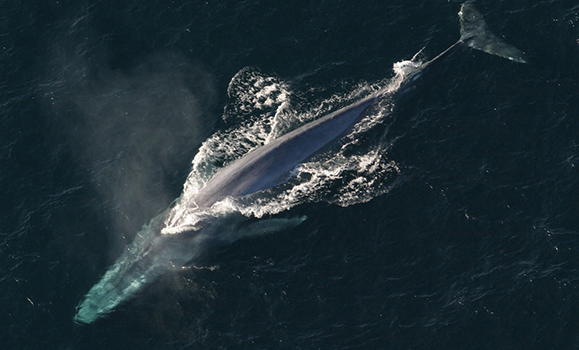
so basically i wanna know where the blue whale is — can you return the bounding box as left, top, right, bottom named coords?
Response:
left=74, top=2, right=526, bottom=324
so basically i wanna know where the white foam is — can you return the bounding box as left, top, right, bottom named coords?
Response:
left=163, top=60, right=418, bottom=234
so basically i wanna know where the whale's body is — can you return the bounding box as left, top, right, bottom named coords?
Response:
left=74, top=2, right=526, bottom=324
left=192, top=95, right=376, bottom=208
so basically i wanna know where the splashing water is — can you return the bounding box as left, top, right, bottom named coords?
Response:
left=164, top=58, right=421, bottom=233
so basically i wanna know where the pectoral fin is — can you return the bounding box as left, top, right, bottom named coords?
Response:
left=237, top=216, right=308, bottom=238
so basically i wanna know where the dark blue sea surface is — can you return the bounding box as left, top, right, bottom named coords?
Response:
left=2, top=0, right=579, bottom=349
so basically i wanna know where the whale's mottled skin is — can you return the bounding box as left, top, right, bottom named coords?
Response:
left=192, top=95, right=377, bottom=208
left=74, top=2, right=526, bottom=324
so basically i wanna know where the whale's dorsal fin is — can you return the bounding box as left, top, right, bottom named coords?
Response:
left=459, top=2, right=527, bottom=63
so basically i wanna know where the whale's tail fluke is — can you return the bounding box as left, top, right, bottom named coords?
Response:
left=458, top=2, right=527, bottom=63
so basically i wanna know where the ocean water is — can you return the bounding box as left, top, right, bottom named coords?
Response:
left=2, top=0, right=579, bottom=349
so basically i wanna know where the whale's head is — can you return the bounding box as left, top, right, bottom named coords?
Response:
left=74, top=216, right=210, bottom=324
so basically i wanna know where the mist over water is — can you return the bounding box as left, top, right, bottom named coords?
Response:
left=43, top=28, right=217, bottom=250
